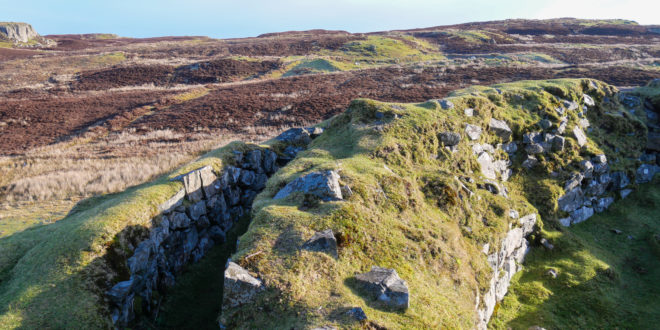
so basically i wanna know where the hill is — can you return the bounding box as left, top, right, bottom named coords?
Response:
left=0, top=18, right=660, bottom=329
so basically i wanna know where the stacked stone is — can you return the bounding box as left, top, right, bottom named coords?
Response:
left=476, top=214, right=537, bottom=330
left=556, top=153, right=655, bottom=226
left=107, top=126, right=324, bottom=326
left=107, top=148, right=280, bottom=325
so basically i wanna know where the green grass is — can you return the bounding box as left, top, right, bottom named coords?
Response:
left=0, top=142, right=247, bottom=329
left=577, top=19, right=639, bottom=27
left=282, top=58, right=343, bottom=77
left=491, top=176, right=660, bottom=329
left=319, top=35, right=444, bottom=66
left=220, top=78, right=651, bottom=328
left=0, top=78, right=656, bottom=328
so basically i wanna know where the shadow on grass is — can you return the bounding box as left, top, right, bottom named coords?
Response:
left=342, top=277, right=408, bottom=315
left=492, top=177, right=660, bottom=329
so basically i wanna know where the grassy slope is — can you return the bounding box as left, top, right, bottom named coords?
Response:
left=0, top=142, right=255, bottom=328
left=491, top=177, right=660, bottom=329
left=0, top=78, right=656, bottom=328
left=221, top=78, right=652, bottom=328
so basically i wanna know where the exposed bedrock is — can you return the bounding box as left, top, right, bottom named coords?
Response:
left=105, top=126, right=323, bottom=326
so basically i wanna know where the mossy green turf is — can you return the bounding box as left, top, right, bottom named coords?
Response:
left=221, top=78, right=652, bottom=328
left=0, top=141, right=256, bottom=328
left=0, top=78, right=656, bottom=329
left=491, top=177, right=660, bottom=329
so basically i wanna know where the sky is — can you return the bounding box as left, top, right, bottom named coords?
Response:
left=1, top=0, right=658, bottom=38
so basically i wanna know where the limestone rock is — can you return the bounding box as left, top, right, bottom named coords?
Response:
left=594, top=197, right=614, bottom=213
left=522, top=155, right=538, bottom=169
left=610, top=172, right=630, bottom=190
left=620, top=189, right=633, bottom=199
left=302, top=229, right=338, bottom=258
left=477, top=152, right=497, bottom=180
left=563, top=100, right=579, bottom=111
left=558, top=188, right=584, bottom=213
left=583, top=94, right=595, bottom=107
left=552, top=136, right=565, bottom=152
left=539, top=119, right=552, bottom=130
left=571, top=206, right=594, bottom=224
left=127, top=241, right=151, bottom=274
left=305, top=126, right=325, bottom=138
left=263, top=149, right=279, bottom=174
left=170, top=212, right=192, bottom=230
left=438, top=99, right=454, bottom=110
left=275, top=128, right=312, bottom=145
left=580, top=160, right=594, bottom=178
left=355, top=266, right=409, bottom=310
left=223, top=262, right=264, bottom=308
left=107, top=279, right=134, bottom=304
left=274, top=170, right=342, bottom=201
left=180, top=168, right=204, bottom=203
left=245, top=150, right=262, bottom=171
left=564, top=173, right=584, bottom=191
left=572, top=127, right=588, bottom=147
left=525, top=143, right=544, bottom=155
left=465, top=124, right=482, bottom=141
left=593, top=154, right=607, bottom=164
left=519, top=214, right=537, bottom=236
left=198, top=166, right=219, bottom=198
left=464, top=108, right=474, bottom=116
left=158, top=189, right=185, bottom=214
left=557, top=117, right=568, bottom=135
left=187, top=201, right=207, bottom=221
left=503, top=142, right=518, bottom=154
left=0, top=22, right=39, bottom=43
left=489, top=118, right=512, bottom=140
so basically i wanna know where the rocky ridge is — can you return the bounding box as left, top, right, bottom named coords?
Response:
left=218, top=78, right=659, bottom=328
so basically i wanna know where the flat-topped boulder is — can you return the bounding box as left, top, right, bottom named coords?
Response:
left=223, top=262, right=264, bottom=308
left=355, top=266, right=409, bottom=310
left=274, top=170, right=343, bottom=201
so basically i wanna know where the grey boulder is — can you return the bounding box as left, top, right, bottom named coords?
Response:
left=275, top=128, right=312, bottom=145
left=223, top=262, right=264, bottom=308
left=465, top=124, right=482, bottom=141
left=274, top=170, right=343, bottom=201
left=572, top=127, right=588, bottom=147
left=437, top=99, right=454, bottom=110
left=355, top=266, right=409, bottom=310
left=489, top=118, right=512, bottom=140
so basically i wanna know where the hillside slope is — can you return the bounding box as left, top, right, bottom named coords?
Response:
left=0, top=78, right=658, bottom=329
left=219, top=78, right=659, bottom=328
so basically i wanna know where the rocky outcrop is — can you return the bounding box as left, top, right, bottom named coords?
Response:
left=273, top=170, right=343, bottom=201
left=477, top=214, right=537, bottom=329
left=223, top=262, right=264, bottom=308
left=0, top=22, right=39, bottom=43
left=354, top=266, right=410, bottom=310
left=107, top=126, right=325, bottom=326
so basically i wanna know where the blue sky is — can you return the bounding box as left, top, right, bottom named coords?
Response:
left=1, top=0, right=657, bottom=38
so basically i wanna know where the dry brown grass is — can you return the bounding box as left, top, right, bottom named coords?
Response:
left=0, top=127, right=278, bottom=237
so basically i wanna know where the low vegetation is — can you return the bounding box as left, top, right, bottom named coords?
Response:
left=492, top=177, right=660, bottom=329
left=221, top=78, right=653, bottom=328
